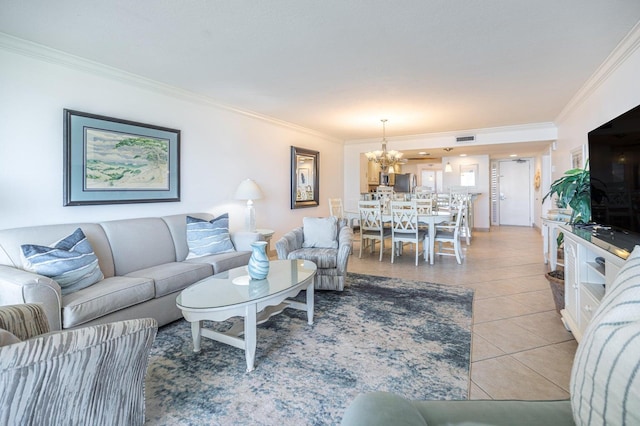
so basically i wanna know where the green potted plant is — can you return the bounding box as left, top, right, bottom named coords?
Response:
left=542, top=162, right=592, bottom=226
left=541, top=162, right=591, bottom=313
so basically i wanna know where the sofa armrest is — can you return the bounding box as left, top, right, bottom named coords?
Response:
left=0, top=303, right=50, bottom=340
left=231, top=231, right=261, bottom=252
left=275, top=227, right=304, bottom=260
left=337, top=225, right=354, bottom=274
left=0, top=265, right=63, bottom=331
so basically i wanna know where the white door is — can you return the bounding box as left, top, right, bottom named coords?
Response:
left=498, top=159, right=531, bottom=226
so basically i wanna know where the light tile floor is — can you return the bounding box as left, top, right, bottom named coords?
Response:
left=346, top=225, right=576, bottom=400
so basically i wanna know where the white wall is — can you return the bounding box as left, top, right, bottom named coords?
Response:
left=554, top=24, right=640, bottom=179
left=0, top=40, right=344, bottom=241
left=441, top=154, right=490, bottom=230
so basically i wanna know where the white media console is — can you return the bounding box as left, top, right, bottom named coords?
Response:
left=561, top=225, right=630, bottom=342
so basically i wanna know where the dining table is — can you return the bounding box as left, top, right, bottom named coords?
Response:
left=344, top=209, right=452, bottom=265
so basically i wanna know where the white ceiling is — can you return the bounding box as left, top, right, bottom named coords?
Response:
left=2, top=1, right=640, bottom=142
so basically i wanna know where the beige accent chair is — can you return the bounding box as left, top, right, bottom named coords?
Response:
left=0, top=304, right=157, bottom=425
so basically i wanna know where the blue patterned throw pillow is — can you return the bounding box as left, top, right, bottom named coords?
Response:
left=186, top=214, right=236, bottom=259
left=21, top=228, right=104, bottom=295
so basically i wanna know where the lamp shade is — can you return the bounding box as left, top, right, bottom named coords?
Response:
left=445, top=162, right=453, bottom=173
left=234, top=179, right=263, bottom=200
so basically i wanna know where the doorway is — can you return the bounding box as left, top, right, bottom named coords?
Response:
left=418, top=166, right=443, bottom=192
left=492, top=159, right=532, bottom=226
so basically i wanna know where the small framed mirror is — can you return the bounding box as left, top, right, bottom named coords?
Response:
left=291, top=146, right=319, bottom=209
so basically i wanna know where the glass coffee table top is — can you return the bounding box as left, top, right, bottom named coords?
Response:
left=177, top=259, right=317, bottom=310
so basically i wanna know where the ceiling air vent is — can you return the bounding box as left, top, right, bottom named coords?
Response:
left=456, top=135, right=475, bottom=143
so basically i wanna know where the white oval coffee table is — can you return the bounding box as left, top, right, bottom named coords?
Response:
left=176, top=259, right=317, bottom=372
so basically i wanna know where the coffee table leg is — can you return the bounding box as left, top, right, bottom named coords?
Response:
left=244, top=304, right=257, bottom=372
left=306, top=282, right=314, bottom=325
left=191, top=320, right=202, bottom=352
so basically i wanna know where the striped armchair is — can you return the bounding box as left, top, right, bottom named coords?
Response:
left=276, top=217, right=353, bottom=291
left=0, top=304, right=157, bottom=426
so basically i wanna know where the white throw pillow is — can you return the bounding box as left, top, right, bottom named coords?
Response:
left=570, top=245, right=640, bottom=425
left=302, top=217, right=339, bottom=249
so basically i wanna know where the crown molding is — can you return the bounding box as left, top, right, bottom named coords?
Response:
left=0, top=32, right=342, bottom=143
left=555, top=21, right=640, bottom=123
left=345, top=121, right=557, bottom=145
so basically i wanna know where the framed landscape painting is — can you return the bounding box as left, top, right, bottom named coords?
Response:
left=63, top=109, right=180, bottom=205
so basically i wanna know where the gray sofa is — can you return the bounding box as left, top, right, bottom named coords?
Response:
left=341, top=245, right=640, bottom=425
left=0, top=213, right=259, bottom=331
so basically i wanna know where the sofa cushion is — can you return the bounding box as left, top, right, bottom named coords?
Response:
left=61, top=276, right=155, bottom=328
left=126, top=262, right=212, bottom=298
left=186, top=251, right=252, bottom=274
left=570, top=245, right=640, bottom=425
left=302, top=217, right=338, bottom=249
left=100, top=218, right=177, bottom=276
left=287, top=248, right=338, bottom=268
left=20, top=228, right=104, bottom=295
left=186, top=214, right=235, bottom=259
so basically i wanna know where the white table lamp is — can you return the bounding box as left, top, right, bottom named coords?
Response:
left=235, top=179, right=263, bottom=232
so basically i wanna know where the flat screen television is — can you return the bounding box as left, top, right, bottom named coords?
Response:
left=588, top=103, right=640, bottom=255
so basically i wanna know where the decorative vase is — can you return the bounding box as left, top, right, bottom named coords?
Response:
left=247, top=241, right=269, bottom=280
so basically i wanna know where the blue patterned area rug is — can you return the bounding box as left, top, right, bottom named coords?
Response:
left=145, top=273, right=474, bottom=425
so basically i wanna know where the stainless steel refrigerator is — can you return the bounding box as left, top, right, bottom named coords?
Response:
left=393, top=173, right=416, bottom=193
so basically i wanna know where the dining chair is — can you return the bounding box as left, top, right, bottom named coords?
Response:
left=413, top=197, right=433, bottom=215
left=433, top=202, right=465, bottom=264
left=376, top=186, right=394, bottom=195
left=435, top=193, right=451, bottom=212
left=449, top=189, right=471, bottom=245
left=414, top=186, right=432, bottom=199
left=330, top=197, right=360, bottom=253
left=390, top=201, right=427, bottom=266
left=329, top=198, right=344, bottom=218
left=358, top=200, right=391, bottom=261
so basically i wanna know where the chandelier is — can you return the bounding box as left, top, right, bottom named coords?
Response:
left=365, top=119, right=403, bottom=173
